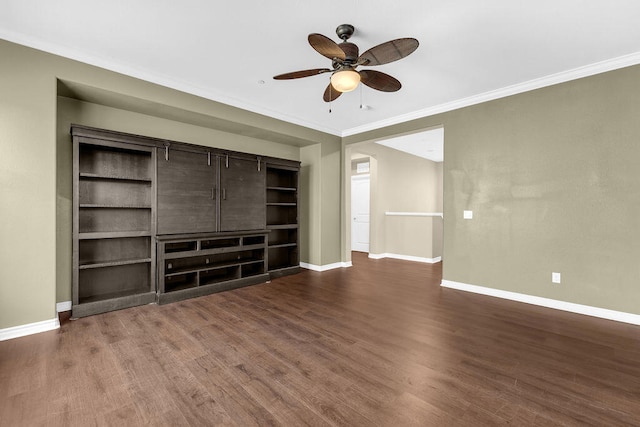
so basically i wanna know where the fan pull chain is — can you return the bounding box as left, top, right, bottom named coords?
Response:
left=360, top=84, right=363, bottom=109
left=329, top=81, right=332, bottom=113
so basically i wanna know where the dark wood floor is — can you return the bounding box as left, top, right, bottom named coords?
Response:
left=2, top=253, right=640, bottom=426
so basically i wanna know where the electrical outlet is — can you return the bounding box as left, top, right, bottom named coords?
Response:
left=552, top=272, right=561, bottom=284
left=463, top=210, right=473, bottom=219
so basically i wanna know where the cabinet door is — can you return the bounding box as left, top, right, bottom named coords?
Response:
left=220, top=157, right=266, bottom=231
left=157, top=149, right=217, bottom=234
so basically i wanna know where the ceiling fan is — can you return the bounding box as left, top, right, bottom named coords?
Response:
left=273, top=24, right=419, bottom=102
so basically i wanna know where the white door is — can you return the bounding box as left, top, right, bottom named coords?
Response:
left=351, top=174, right=370, bottom=252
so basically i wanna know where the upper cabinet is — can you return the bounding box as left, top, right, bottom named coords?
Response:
left=219, top=156, right=266, bottom=231
left=157, top=148, right=217, bottom=235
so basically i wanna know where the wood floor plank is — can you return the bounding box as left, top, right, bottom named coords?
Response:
left=2, top=252, right=640, bottom=425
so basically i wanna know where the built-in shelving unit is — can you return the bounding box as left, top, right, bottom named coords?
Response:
left=156, top=232, right=269, bottom=304
left=71, top=125, right=301, bottom=317
left=266, top=164, right=300, bottom=277
left=72, top=130, right=157, bottom=318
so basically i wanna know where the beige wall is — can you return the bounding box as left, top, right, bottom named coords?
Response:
left=299, top=144, right=322, bottom=265
left=3, top=35, right=640, bottom=330
left=346, top=64, right=640, bottom=316
left=299, top=140, right=343, bottom=267
left=0, top=41, right=57, bottom=329
left=0, top=39, right=341, bottom=330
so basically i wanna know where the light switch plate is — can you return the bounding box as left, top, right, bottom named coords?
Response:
left=463, top=210, right=473, bottom=219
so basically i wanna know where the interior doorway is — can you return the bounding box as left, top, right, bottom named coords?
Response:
left=344, top=126, right=444, bottom=265
left=351, top=174, right=370, bottom=253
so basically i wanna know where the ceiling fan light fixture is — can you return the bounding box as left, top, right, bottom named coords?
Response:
left=330, top=69, right=360, bottom=92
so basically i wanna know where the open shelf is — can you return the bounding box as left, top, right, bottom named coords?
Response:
left=79, top=258, right=152, bottom=270
left=268, top=245, right=299, bottom=272
left=80, top=172, right=152, bottom=182
left=73, top=131, right=155, bottom=318
left=165, top=250, right=264, bottom=276
left=266, top=205, right=297, bottom=226
left=78, top=263, right=151, bottom=303
left=79, top=231, right=152, bottom=240
left=266, top=165, right=300, bottom=266
left=164, top=272, right=198, bottom=293
left=202, top=238, right=241, bottom=249
left=79, top=207, right=151, bottom=234
left=266, top=224, right=298, bottom=230
left=266, top=167, right=297, bottom=189
left=200, top=266, right=240, bottom=286
left=156, top=232, right=269, bottom=304
left=266, top=186, right=296, bottom=192
left=268, top=243, right=297, bottom=249
left=80, top=204, right=151, bottom=209
left=268, top=227, right=297, bottom=247
left=79, top=144, right=152, bottom=180
left=243, top=235, right=265, bottom=246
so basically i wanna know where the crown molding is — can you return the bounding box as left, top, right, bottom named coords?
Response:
left=342, top=51, right=640, bottom=137
left=2, top=28, right=639, bottom=139
left=0, top=29, right=343, bottom=137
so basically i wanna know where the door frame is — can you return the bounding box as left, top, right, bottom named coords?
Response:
left=351, top=173, right=370, bottom=253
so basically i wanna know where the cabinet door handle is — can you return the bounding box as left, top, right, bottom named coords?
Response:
left=223, top=188, right=226, bottom=200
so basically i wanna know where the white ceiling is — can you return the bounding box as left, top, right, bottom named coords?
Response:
left=2, top=1, right=640, bottom=138
left=376, top=127, right=444, bottom=162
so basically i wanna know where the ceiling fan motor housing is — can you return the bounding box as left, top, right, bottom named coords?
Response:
left=339, top=42, right=359, bottom=64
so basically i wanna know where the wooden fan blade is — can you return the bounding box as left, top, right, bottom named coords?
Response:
left=308, top=33, right=346, bottom=61
left=359, top=70, right=402, bottom=92
left=358, top=38, right=419, bottom=66
left=273, top=68, right=331, bottom=80
left=323, top=83, right=342, bottom=102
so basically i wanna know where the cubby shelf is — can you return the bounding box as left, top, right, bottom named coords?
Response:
left=165, top=258, right=264, bottom=277
left=157, top=232, right=269, bottom=304
left=162, top=243, right=266, bottom=260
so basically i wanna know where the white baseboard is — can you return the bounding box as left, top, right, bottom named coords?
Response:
left=0, top=317, right=60, bottom=341
left=441, top=279, right=640, bottom=326
left=369, top=253, right=442, bottom=264
left=56, top=301, right=72, bottom=313
left=300, top=261, right=352, bottom=272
